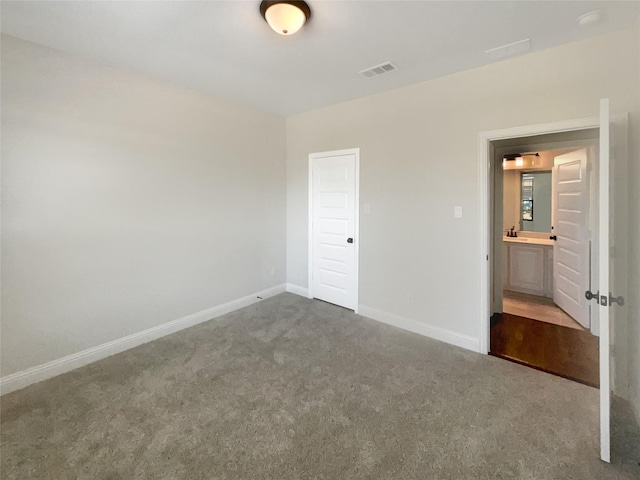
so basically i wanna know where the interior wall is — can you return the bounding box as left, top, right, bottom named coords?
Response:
left=1, top=36, right=287, bottom=376
left=286, top=25, right=639, bottom=410
left=503, top=170, right=520, bottom=232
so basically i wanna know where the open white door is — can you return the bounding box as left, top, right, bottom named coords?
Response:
left=552, top=149, right=590, bottom=329
left=594, top=98, right=628, bottom=463
left=597, top=97, right=612, bottom=463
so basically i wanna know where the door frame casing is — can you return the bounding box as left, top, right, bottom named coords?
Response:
left=308, top=148, right=360, bottom=313
left=478, top=117, right=599, bottom=355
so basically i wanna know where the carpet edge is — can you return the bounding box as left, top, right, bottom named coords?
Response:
left=359, top=304, right=480, bottom=353
left=0, top=284, right=287, bottom=396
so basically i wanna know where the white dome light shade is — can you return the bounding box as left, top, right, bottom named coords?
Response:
left=260, top=1, right=311, bottom=36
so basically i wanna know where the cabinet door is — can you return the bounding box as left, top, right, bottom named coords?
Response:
left=503, top=244, right=508, bottom=287
left=544, top=247, right=554, bottom=298
left=509, top=245, right=545, bottom=293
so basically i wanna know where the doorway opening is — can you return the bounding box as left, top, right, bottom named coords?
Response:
left=488, top=130, right=600, bottom=387
left=479, top=102, right=629, bottom=464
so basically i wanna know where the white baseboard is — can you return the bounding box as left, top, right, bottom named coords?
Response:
left=286, top=283, right=309, bottom=298
left=358, top=305, right=480, bottom=353
left=0, top=284, right=286, bottom=396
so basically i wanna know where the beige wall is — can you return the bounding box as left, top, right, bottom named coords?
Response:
left=503, top=170, right=520, bottom=232
left=286, top=26, right=639, bottom=414
left=1, top=36, right=287, bottom=376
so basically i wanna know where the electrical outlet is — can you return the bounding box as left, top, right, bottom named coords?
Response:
left=406, top=291, right=415, bottom=304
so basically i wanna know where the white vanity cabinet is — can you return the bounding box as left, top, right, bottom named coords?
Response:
left=503, top=238, right=553, bottom=297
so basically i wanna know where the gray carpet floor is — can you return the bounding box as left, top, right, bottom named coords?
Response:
left=2, top=293, right=639, bottom=479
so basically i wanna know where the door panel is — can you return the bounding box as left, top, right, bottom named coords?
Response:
left=597, top=99, right=629, bottom=464
left=311, top=152, right=357, bottom=310
left=598, top=98, right=611, bottom=463
left=553, top=149, right=590, bottom=329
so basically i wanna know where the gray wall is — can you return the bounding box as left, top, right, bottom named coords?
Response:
left=523, top=171, right=552, bottom=233
left=1, top=36, right=287, bottom=376
left=286, top=26, right=640, bottom=417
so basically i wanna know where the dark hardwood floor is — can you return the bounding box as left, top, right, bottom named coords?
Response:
left=490, top=313, right=599, bottom=388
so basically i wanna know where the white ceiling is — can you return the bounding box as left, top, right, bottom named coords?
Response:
left=1, top=1, right=638, bottom=116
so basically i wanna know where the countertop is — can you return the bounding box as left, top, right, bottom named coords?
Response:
left=503, top=236, right=554, bottom=246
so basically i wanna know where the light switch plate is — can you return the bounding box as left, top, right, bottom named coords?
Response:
left=364, top=203, right=371, bottom=215
left=454, top=206, right=463, bottom=218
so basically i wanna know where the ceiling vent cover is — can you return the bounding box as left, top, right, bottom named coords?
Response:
left=484, top=39, right=531, bottom=60
left=359, top=62, right=399, bottom=78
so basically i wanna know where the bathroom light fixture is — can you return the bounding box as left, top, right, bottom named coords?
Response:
left=503, top=152, right=540, bottom=169
left=503, top=152, right=539, bottom=161
left=260, top=1, right=311, bottom=35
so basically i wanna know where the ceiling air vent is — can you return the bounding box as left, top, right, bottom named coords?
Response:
left=484, top=39, right=531, bottom=60
left=359, top=62, right=399, bottom=78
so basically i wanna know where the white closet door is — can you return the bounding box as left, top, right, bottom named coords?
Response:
left=310, top=151, right=358, bottom=310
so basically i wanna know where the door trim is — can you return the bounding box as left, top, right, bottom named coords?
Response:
left=478, top=117, right=599, bottom=355
left=308, top=148, right=360, bottom=313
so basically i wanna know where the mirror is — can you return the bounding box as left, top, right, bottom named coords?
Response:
left=503, top=168, right=552, bottom=234
left=521, top=171, right=551, bottom=233
left=521, top=175, right=534, bottom=221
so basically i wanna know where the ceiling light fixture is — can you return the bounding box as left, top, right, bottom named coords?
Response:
left=503, top=152, right=540, bottom=169
left=260, top=1, right=311, bottom=36
left=577, top=10, right=602, bottom=28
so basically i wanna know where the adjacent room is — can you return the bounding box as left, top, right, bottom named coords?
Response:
left=2, top=2, right=639, bottom=479
left=490, top=131, right=602, bottom=387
